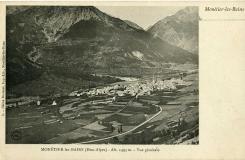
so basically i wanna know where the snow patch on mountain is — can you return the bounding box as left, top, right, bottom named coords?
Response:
left=132, top=51, right=144, bottom=60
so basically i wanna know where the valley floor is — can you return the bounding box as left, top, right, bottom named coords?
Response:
left=6, top=67, right=198, bottom=144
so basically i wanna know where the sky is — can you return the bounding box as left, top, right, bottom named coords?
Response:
left=97, top=6, right=185, bottom=29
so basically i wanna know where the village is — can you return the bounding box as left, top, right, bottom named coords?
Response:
left=69, top=75, right=192, bottom=99
left=6, top=68, right=198, bottom=144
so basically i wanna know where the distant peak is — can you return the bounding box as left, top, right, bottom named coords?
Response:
left=147, top=6, right=198, bottom=54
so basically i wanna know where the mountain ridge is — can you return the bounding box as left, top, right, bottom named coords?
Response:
left=6, top=6, right=197, bottom=96
left=148, top=7, right=198, bottom=54
left=124, top=20, right=144, bottom=30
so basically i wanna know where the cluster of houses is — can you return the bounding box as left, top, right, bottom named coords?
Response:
left=6, top=77, right=191, bottom=109
left=6, top=96, right=40, bottom=109
left=69, top=78, right=192, bottom=98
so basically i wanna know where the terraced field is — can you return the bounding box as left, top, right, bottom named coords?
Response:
left=6, top=91, right=159, bottom=143
left=6, top=70, right=198, bottom=144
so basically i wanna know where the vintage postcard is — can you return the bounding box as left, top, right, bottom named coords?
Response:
left=0, top=1, right=244, bottom=160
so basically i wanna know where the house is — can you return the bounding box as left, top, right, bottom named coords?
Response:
left=52, top=100, right=57, bottom=106
left=37, top=100, right=41, bottom=106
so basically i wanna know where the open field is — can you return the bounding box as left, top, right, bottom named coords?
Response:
left=6, top=68, right=198, bottom=144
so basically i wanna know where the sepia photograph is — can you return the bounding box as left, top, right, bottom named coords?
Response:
left=5, top=6, right=199, bottom=144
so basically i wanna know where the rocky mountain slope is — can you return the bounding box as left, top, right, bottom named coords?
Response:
left=6, top=6, right=31, bottom=15
left=6, top=6, right=197, bottom=96
left=124, top=20, right=144, bottom=30
left=148, top=7, right=199, bottom=54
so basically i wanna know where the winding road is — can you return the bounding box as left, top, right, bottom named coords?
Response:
left=79, top=105, right=162, bottom=144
